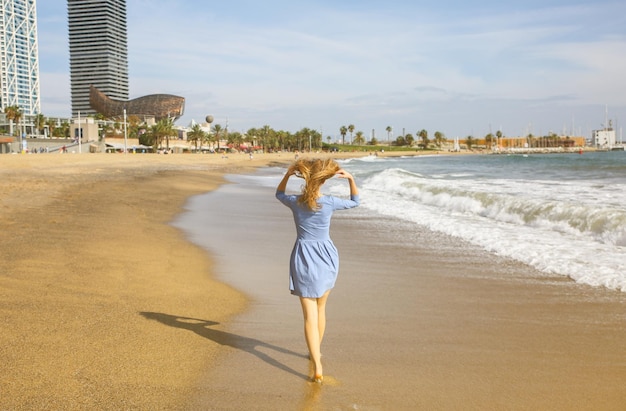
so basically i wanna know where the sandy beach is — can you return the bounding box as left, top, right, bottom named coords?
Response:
left=2, top=151, right=626, bottom=410
left=0, top=150, right=375, bottom=409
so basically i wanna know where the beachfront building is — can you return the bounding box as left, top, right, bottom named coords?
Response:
left=68, top=0, right=128, bottom=117
left=0, top=0, right=41, bottom=115
left=592, top=127, right=616, bottom=149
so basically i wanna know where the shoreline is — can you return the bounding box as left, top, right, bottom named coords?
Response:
left=3, top=151, right=625, bottom=409
left=178, top=168, right=626, bottom=410
left=0, top=150, right=419, bottom=408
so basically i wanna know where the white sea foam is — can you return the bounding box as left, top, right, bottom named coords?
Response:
left=254, top=153, right=626, bottom=291
left=357, top=167, right=626, bottom=292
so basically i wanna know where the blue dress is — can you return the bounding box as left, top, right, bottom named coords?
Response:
left=276, top=190, right=360, bottom=298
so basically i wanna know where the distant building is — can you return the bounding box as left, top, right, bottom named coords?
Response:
left=592, top=128, right=616, bottom=149
left=0, top=0, right=41, bottom=115
left=68, top=0, right=129, bottom=116
left=89, top=85, right=185, bottom=122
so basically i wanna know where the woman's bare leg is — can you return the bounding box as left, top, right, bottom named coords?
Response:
left=317, top=290, right=330, bottom=346
left=300, top=290, right=331, bottom=380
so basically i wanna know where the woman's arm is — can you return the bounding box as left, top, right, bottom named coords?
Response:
left=335, top=169, right=359, bottom=196
left=277, top=164, right=297, bottom=192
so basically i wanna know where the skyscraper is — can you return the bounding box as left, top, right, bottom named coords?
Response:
left=0, top=0, right=41, bottom=115
left=68, top=0, right=128, bottom=116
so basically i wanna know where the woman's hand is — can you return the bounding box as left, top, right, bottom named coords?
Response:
left=336, top=169, right=359, bottom=196
left=287, top=164, right=297, bottom=176
left=335, top=169, right=353, bottom=180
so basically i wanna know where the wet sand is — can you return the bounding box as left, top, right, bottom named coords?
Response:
left=2, top=152, right=626, bottom=410
left=178, top=170, right=626, bottom=410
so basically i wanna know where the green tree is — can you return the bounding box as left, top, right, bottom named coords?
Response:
left=385, top=126, right=392, bottom=145
left=465, top=135, right=475, bottom=150
left=127, top=115, right=142, bottom=140
left=187, top=123, right=206, bottom=150
left=57, top=121, right=70, bottom=138
left=395, top=136, right=406, bottom=146
left=484, top=133, right=495, bottom=148
left=418, top=129, right=429, bottom=149
left=353, top=130, right=365, bottom=145
left=142, top=118, right=175, bottom=150
left=340, top=125, right=347, bottom=145
left=212, top=124, right=223, bottom=150
left=227, top=131, right=244, bottom=150
left=4, top=105, right=22, bottom=136
left=348, top=124, right=355, bottom=144
left=35, top=114, right=45, bottom=135
left=405, top=134, right=414, bottom=146
left=434, top=131, right=446, bottom=148
left=45, top=118, right=57, bottom=138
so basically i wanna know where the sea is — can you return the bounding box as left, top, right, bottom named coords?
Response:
left=248, top=151, right=626, bottom=292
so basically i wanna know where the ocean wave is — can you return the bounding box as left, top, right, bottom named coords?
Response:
left=360, top=167, right=626, bottom=291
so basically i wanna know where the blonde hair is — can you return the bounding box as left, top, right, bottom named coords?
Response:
left=294, top=158, right=340, bottom=211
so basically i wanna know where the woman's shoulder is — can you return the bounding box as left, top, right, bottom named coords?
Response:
left=276, top=191, right=300, bottom=203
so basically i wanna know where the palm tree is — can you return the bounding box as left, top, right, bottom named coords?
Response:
left=348, top=124, right=355, bottom=144
left=212, top=124, right=223, bottom=151
left=245, top=127, right=259, bottom=150
left=58, top=121, right=70, bottom=138
left=385, top=126, right=392, bottom=145
left=353, top=130, right=365, bottom=145
left=45, top=118, right=57, bottom=138
left=127, top=115, right=142, bottom=140
left=484, top=133, right=495, bottom=149
left=434, top=131, right=446, bottom=149
left=261, top=125, right=272, bottom=152
left=161, top=118, right=175, bottom=150
left=227, top=131, right=244, bottom=151
left=35, top=114, right=45, bottom=136
left=187, top=123, right=206, bottom=150
left=339, top=126, right=347, bottom=145
left=4, top=105, right=22, bottom=136
left=418, top=129, right=429, bottom=149
left=465, top=135, right=475, bottom=150
left=495, top=130, right=503, bottom=149
left=144, top=118, right=175, bottom=150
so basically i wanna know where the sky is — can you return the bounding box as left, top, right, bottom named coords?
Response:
left=37, top=0, right=626, bottom=141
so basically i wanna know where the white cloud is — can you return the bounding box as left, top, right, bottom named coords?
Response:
left=37, top=0, right=626, bottom=137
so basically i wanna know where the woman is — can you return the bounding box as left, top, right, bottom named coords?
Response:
left=276, top=158, right=360, bottom=383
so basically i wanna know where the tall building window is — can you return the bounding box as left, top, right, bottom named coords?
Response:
left=0, top=0, right=41, bottom=115
left=68, top=0, right=128, bottom=116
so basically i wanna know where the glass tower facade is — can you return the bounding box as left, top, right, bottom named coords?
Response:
left=68, top=0, right=128, bottom=116
left=0, top=0, right=41, bottom=115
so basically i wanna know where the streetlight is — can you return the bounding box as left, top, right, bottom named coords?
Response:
left=123, top=108, right=128, bottom=154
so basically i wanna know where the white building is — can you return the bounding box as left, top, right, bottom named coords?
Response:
left=0, top=0, right=41, bottom=115
left=592, top=128, right=616, bottom=149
